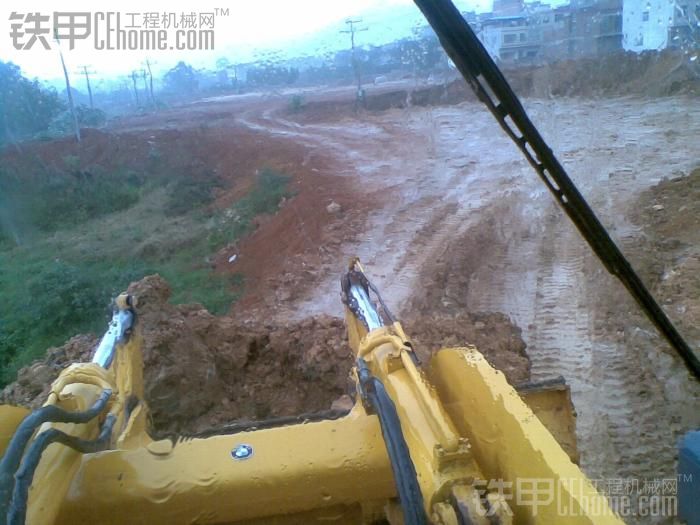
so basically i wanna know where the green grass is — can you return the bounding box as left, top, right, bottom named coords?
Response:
left=0, top=249, right=150, bottom=384
left=0, top=166, right=291, bottom=386
left=207, top=168, right=291, bottom=248
left=289, top=94, right=305, bottom=112
left=157, top=248, right=244, bottom=314
left=0, top=166, right=143, bottom=233
left=165, top=170, right=222, bottom=217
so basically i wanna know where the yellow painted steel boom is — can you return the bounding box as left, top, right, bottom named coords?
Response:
left=0, top=261, right=624, bottom=524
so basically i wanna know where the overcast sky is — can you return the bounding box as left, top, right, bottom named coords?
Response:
left=1, top=0, right=497, bottom=84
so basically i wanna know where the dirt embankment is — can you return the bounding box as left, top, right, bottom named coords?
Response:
left=508, top=50, right=700, bottom=98
left=626, top=167, right=700, bottom=345
left=291, top=50, right=699, bottom=124
left=1, top=274, right=529, bottom=435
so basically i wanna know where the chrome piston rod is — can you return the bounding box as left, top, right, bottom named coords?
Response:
left=348, top=282, right=383, bottom=331
left=92, top=296, right=134, bottom=369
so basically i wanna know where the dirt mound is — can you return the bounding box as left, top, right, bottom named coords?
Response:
left=404, top=201, right=514, bottom=318
left=629, top=167, right=700, bottom=247
left=408, top=313, right=530, bottom=384
left=294, top=50, right=698, bottom=124
left=291, top=81, right=476, bottom=121
left=1, top=274, right=529, bottom=435
left=627, top=166, right=700, bottom=345
left=0, top=334, right=98, bottom=408
left=507, top=50, right=700, bottom=98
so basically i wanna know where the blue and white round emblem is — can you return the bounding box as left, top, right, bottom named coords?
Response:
left=231, top=444, right=253, bottom=460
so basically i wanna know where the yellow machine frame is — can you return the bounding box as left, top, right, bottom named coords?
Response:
left=0, top=262, right=624, bottom=524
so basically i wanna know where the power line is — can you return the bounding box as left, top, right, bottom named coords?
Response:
left=340, top=18, right=368, bottom=52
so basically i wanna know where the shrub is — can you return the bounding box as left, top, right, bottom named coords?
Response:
left=166, top=170, right=221, bottom=216
left=75, top=105, right=107, bottom=127
left=244, top=168, right=292, bottom=216
left=0, top=229, right=10, bottom=249
left=35, top=173, right=140, bottom=231
left=45, top=105, right=107, bottom=138
left=0, top=167, right=142, bottom=232
left=0, top=255, right=152, bottom=385
left=0, top=61, right=65, bottom=145
left=289, top=94, right=305, bottom=112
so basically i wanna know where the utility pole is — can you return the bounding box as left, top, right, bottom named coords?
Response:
left=340, top=18, right=368, bottom=104
left=54, top=30, right=80, bottom=143
left=121, top=79, right=132, bottom=105
left=140, top=69, right=148, bottom=99
left=143, top=59, right=156, bottom=107
left=77, top=65, right=95, bottom=108
left=130, top=70, right=140, bottom=107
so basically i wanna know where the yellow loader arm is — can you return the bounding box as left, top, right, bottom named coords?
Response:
left=0, top=262, right=623, bottom=524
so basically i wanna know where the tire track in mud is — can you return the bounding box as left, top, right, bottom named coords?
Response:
left=463, top=98, right=700, bottom=524
left=528, top=232, right=592, bottom=387
left=465, top=203, right=600, bottom=462
left=235, top=102, right=516, bottom=321
left=236, top=107, right=394, bottom=177
left=579, top=172, right=696, bottom=489
left=464, top=195, right=687, bottom=521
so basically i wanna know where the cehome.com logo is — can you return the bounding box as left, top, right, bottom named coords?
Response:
left=9, top=10, right=228, bottom=51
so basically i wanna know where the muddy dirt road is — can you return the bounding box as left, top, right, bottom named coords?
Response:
left=237, top=94, right=700, bottom=518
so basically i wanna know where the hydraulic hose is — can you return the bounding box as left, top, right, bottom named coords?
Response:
left=7, top=413, right=117, bottom=525
left=0, top=389, right=112, bottom=523
left=357, top=359, right=427, bottom=525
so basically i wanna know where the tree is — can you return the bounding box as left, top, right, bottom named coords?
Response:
left=163, top=61, right=199, bottom=95
left=0, top=61, right=64, bottom=146
left=215, top=57, right=234, bottom=89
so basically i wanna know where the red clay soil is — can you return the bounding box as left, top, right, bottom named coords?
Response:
left=1, top=116, right=371, bottom=313
left=1, top=274, right=530, bottom=435
left=214, top=154, right=370, bottom=313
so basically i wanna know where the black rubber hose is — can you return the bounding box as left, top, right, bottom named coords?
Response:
left=0, top=389, right=112, bottom=524
left=358, top=360, right=427, bottom=525
left=7, top=413, right=116, bottom=525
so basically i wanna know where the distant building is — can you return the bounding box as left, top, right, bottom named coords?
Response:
left=623, top=0, right=674, bottom=50
left=528, top=3, right=573, bottom=61
left=623, top=0, right=699, bottom=51
left=566, top=0, right=623, bottom=57
left=480, top=0, right=623, bottom=64
left=481, top=15, right=541, bottom=64
left=669, top=1, right=700, bottom=47
left=493, top=0, right=526, bottom=16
